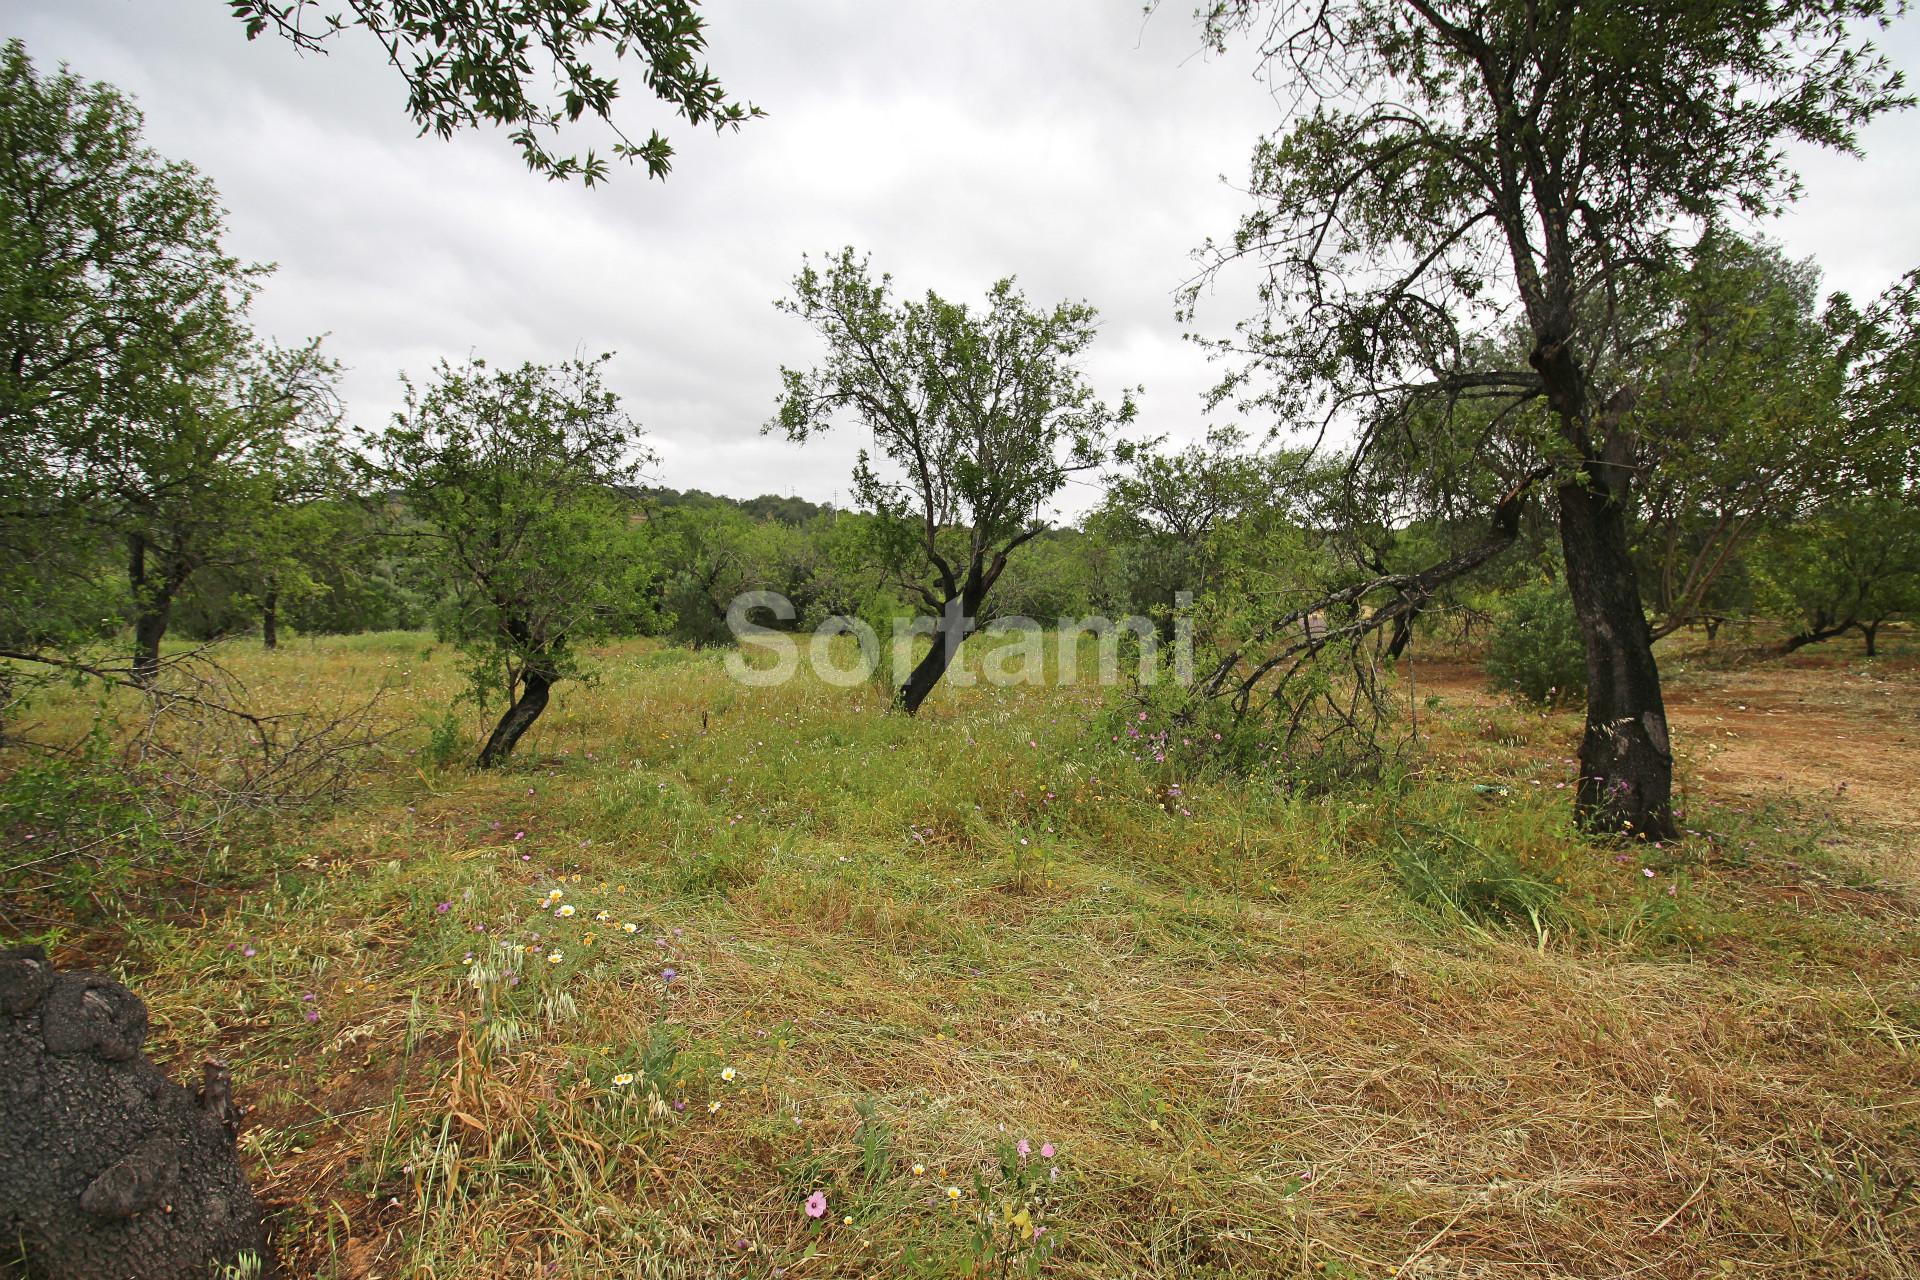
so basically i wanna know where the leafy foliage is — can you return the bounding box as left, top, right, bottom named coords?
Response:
left=1484, top=579, right=1587, bottom=706
left=366, top=355, right=657, bottom=763
left=227, top=0, right=761, bottom=183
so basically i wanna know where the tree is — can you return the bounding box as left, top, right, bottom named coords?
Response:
left=1189, top=0, right=1909, bottom=839
left=1091, top=426, right=1280, bottom=629
left=0, top=40, right=261, bottom=680
left=771, top=249, right=1136, bottom=713
left=1758, top=495, right=1920, bottom=655
left=1632, top=232, right=1853, bottom=638
left=367, top=355, right=653, bottom=766
left=229, top=0, right=760, bottom=184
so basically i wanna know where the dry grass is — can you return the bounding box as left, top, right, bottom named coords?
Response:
left=4, top=628, right=1918, bottom=1278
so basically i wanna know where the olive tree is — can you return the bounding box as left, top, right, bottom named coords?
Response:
left=1188, top=0, right=1909, bottom=838
left=771, top=249, right=1136, bottom=713
left=367, top=355, right=651, bottom=766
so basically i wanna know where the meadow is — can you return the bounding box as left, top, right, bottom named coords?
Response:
left=4, top=630, right=1918, bottom=1278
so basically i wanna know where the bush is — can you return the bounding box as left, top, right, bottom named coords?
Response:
left=1484, top=580, right=1586, bottom=706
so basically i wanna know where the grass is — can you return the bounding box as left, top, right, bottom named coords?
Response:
left=3, top=629, right=1918, bottom=1278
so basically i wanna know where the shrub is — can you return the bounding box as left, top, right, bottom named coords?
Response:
left=1484, top=580, right=1586, bottom=706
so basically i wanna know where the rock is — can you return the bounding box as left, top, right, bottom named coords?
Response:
left=0, top=945, right=268, bottom=1279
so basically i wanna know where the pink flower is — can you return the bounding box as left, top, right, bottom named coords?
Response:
left=1017, top=1139, right=1031, bottom=1158
left=804, top=1191, right=827, bottom=1219
left=1039, top=1142, right=1055, bottom=1159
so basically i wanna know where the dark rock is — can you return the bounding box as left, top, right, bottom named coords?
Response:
left=0, top=946, right=268, bottom=1279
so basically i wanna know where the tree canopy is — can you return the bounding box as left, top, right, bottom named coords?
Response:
left=1189, top=0, right=1911, bottom=838
left=227, top=0, right=760, bottom=183
left=771, top=248, right=1136, bottom=712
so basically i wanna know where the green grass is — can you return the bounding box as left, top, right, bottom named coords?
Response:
left=3, top=631, right=1918, bottom=1278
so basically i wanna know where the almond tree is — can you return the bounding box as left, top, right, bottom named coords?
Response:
left=771, top=249, right=1136, bottom=713
left=367, top=355, right=653, bottom=766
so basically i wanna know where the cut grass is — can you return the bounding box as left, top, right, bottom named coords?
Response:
left=3, top=631, right=1918, bottom=1277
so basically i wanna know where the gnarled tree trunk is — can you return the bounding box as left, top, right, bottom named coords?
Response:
left=898, top=585, right=984, bottom=715
left=477, top=662, right=555, bottom=767
left=1557, top=478, right=1678, bottom=839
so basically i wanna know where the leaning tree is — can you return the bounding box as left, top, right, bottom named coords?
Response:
left=368, top=355, right=653, bottom=766
left=771, top=248, right=1136, bottom=713
left=1187, top=0, right=1910, bottom=838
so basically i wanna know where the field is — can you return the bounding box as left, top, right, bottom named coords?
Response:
left=5, top=630, right=1919, bottom=1278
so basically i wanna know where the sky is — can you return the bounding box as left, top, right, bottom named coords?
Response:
left=5, top=1, right=1919, bottom=521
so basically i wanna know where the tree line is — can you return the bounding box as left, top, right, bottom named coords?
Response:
left=4, top=0, right=1919, bottom=816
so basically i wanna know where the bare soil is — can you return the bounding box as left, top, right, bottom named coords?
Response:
left=1413, top=644, right=1920, bottom=885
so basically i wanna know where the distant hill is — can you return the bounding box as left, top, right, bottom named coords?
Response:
left=625, top=486, right=836, bottom=526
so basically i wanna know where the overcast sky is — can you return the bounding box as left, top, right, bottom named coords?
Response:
left=6, top=1, right=1919, bottom=519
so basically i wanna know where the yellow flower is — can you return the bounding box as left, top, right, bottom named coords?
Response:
left=612, top=1072, right=634, bottom=1087
left=595, top=911, right=611, bottom=923
left=621, top=922, right=638, bottom=934
left=946, top=1186, right=962, bottom=1201
left=720, top=1066, right=737, bottom=1083
left=841, top=1216, right=853, bottom=1226
left=912, top=1163, right=926, bottom=1176
left=546, top=950, right=563, bottom=964
left=545, top=889, right=564, bottom=903
left=708, top=1100, right=722, bottom=1114
left=557, top=904, right=576, bottom=918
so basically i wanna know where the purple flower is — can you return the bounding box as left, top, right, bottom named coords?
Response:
left=662, top=968, right=678, bottom=983
left=435, top=901, right=451, bottom=914
left=242, top=946, right=256, bottom=958
left=804, top=1190, right=827, bottom=1219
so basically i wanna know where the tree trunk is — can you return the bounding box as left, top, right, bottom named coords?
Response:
left=261, top=587, right=279, bottom=651
left=1783, top=612, right=1852, bottom=653
left=1702, top=616, right=1722, bottom=647
left=898, top=588, right=982, bottom=715
left=1386, top=606, right=1418, bottom=660
left=478, top=665, right=554, bottom=767
left=1556, top=479, right=1678, bottom=840
left=127, top=535, right=174, bottom=687
left=1860, top=620, right=1880, bottom=657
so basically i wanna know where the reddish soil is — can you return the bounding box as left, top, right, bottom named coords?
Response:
left=1412, top=647, right=1920, bottom=885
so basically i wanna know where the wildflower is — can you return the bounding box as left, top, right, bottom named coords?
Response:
left=595, top=911, right=611, bottom=923
left=946, top=1186, right=963, bottom=1201
left=514, top=830, right=526, bottom=840
left=721, top=1066, right=737, bottom=1082
left=546, top=950, right=563, bottom=964
left=912, top=1163, right=926, bottom=1176
left=622, top=922, right=638, bottom=934
left=662, top=967, right=678, bottom=983
left=545, top=889, right=564, bottom=904
left=1642, top=868, right=1655, bottom=878
left=1017, top=1139, right=1031, bottom=1158
left=1040, top=1142, right=1055, bottom=1159
left=708, top=1100, right=722, bottom=1114
left=612, top=1072, right=635, bottom=1087
left=242, top=946, right=256, bottom=958
left=557, top=904, right=576, bottom=918
left=435, top=902, right=451, bottom=914
left=804, top=1191, right=827, bottom=1219
left=305, top=1010, right=319, bottom=1023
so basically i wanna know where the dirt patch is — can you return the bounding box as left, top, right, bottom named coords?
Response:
left=1411, top=651, right=1920, bottom=886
